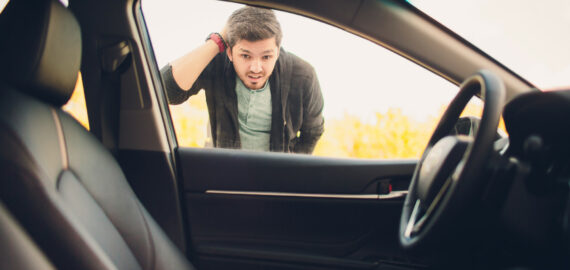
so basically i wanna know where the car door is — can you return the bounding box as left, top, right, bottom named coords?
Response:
left=179, top=150, right=417, bottom=269
left=71, top=0, right=466, bottom=269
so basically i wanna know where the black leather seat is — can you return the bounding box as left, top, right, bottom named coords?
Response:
left=0, top=201, right=56, bottom=270
left=0, top=0, right=195, bottom=269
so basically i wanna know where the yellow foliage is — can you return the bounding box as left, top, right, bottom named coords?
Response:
left=313, top=109, right=438, bottom=159
left=168, top=95, right=508, bottom=159
left=62, top=73, right=90, bottom=130
left=458, top=100, right=507, bottom=134
left=62, top=76, right=506, bottom=159
left=169, top=91, right=210, bottom=147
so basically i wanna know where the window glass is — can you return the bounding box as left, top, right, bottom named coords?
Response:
left=62, top=72, right=90, bottom=130
left=0, top=0, right=7, bottom=13
left=410, top=0, right=570, bottom=90
left=142, top=0, right=460, bottom=159
left=460, top=97, right=507, bottom=136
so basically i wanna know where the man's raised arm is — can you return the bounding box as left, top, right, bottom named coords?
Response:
left=170, top=31, right=226, bottom=90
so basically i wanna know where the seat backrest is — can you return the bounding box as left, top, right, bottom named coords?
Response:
left=0, top=201, right=56, bottom=270
left=0, top=1, right=194, bottom=269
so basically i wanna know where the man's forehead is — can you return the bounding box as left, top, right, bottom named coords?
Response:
left=238, top=48, right=276, bottom=54
left=234, top=38, right=279, bottom=53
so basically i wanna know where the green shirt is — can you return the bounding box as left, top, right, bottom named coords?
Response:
left=235, top=77, right=272, bottom=151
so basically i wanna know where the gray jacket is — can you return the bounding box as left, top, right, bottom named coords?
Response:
left=161, top=48, right=324, bottom=153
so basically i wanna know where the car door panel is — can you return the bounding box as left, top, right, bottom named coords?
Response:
left=177, top=147, right=418, bottom=269
left=180, top=148, right=415, bottom=194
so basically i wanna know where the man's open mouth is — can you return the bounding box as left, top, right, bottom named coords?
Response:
left=248, top=74, right=263, bottom=80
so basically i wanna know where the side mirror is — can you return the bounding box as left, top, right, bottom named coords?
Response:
left=453, top=116, right=481, bottom=136
left=454, top=116, right=508, bottom=153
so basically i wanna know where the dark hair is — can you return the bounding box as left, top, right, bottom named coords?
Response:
left=226, top=6, right=282, bottom=48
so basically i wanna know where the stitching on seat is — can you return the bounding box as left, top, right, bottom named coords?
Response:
left=51, top=108, right=68, bottom=170
left=54, top=111, right=156, bottom=269
left=0, top=120, right=118, bottom=270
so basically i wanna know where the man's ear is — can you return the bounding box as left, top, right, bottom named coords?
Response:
left=226, top=47, right=232, bottom=62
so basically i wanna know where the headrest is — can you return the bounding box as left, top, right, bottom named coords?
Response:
left=0, top=0, right=81, bottom=107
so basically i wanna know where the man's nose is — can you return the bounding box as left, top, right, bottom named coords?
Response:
left=250, top=60, right=262, bottom=73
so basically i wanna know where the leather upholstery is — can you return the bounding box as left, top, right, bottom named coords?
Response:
left=0, top=0, right=81, bottom=107
left=0, top=201, right=56, bottom=270
left=0, top=1, right=195, bottom=269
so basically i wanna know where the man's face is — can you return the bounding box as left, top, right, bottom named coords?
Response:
left=227, top=37, right=279, bottom=90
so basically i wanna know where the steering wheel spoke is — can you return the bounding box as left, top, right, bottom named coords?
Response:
left=404, top=176, right=453, bottom=239
left=404, top=199, right=422, bottom=239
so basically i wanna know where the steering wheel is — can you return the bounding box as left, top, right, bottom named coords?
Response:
left=399, top=70, right=506, bottom=249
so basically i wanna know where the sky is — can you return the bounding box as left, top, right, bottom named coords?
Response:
left=410, top=0, right=570, bottom=90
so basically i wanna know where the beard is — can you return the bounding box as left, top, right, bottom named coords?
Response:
left=241, top=72, right=268, bottom=90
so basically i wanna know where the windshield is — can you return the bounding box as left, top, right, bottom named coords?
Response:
left=409, top=0, right=570, bottom=90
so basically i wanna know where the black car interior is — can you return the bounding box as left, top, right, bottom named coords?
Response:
left=0, top=0, right=194, bottom=269
left=1, top=0, right=570, bottom=269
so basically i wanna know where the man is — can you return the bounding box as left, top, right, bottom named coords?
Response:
left=161, top=6, right=324, bottom=154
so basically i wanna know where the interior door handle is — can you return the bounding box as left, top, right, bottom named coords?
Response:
left=205, top=190, right=408, bottom=200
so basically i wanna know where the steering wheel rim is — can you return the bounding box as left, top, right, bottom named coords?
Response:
left=399, top=70, right=506, bottom=250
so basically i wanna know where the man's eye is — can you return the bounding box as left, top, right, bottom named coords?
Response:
left=241, top=54, right=250, bottom=59
left=263, top=55, right=272, bottom=60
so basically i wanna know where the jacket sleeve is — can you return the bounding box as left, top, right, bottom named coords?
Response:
left=160, top=57, right=218, bottom=105
left=293, top=68, right=325, bottom=154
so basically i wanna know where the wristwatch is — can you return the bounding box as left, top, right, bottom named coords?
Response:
left=206, top=32, right=227, bottom=53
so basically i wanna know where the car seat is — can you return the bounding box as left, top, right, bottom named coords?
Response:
left=0, top=0, right=195, bottom=269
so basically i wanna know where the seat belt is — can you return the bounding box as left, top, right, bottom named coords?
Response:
left=99, top=41, right=131, bottom=156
